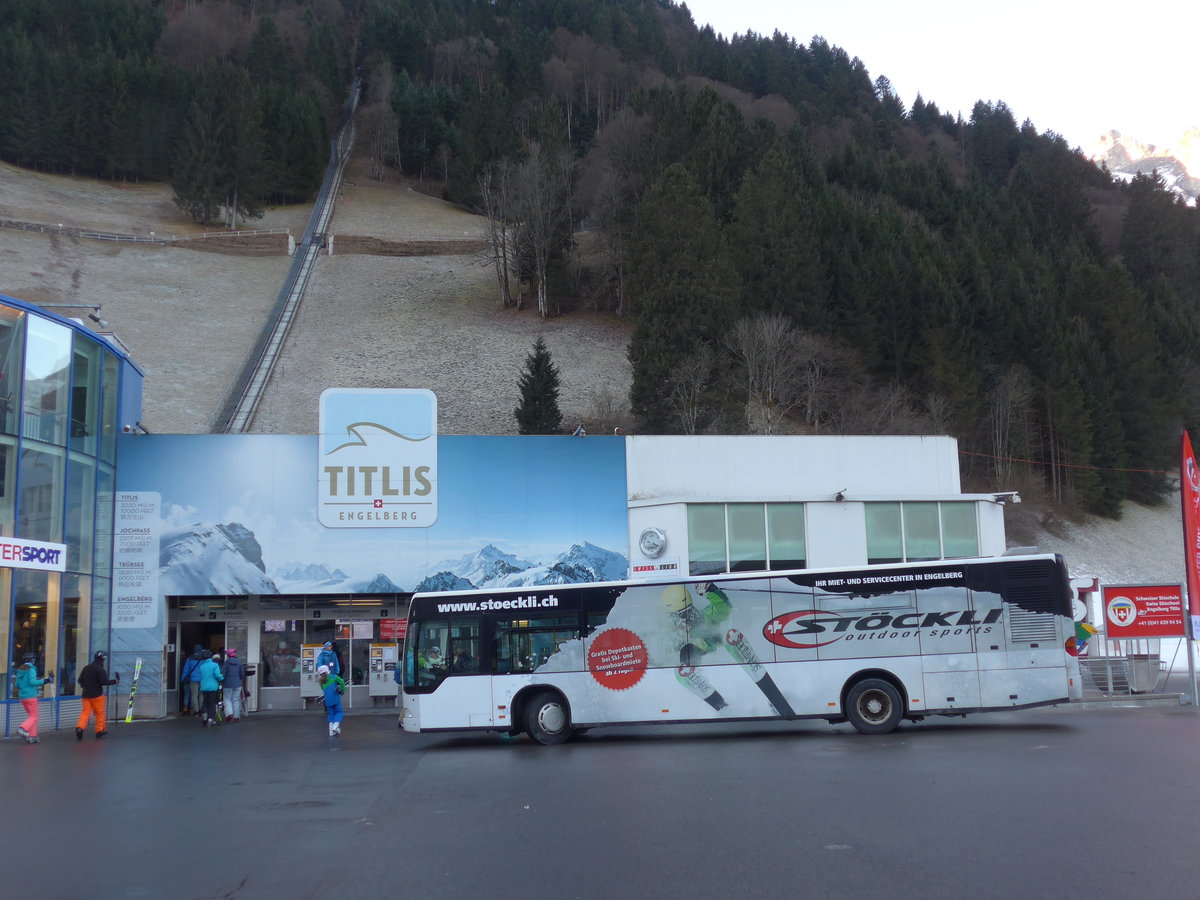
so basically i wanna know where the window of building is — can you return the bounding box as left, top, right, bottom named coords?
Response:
left=100, top=352, right=119, bottom=465
left=866, top=503, right=903, bottom=564
left=18, top=444, right=64, bottom=543
left=22, top=315, right=71, bottom=446
left=903, top=502, right=941, bottom=562
left=0, top=305, right=24, bottom=436
left=60, top=573, right=89, bottom=694
left=70, top=336, right=101, bottom=456
left=767, top=504, right=806, bottom=570
left=65, top=454, right=96, bottom=573
left=940, top=502, right=980, bottom=558
left=867, top=501, right=980, bottom=564
left=687, top=504, right=727, bottom=576
left=93, top=465, right=114, bottom=577
left=688, top=503, right=807, bottom=576
left=260, top=620, right=302, bottom=687
left=727, top=503, right=766, bottom=572
left=0, top=438, right=15, bottom=537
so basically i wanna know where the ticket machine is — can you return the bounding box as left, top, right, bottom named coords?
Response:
left=369, top=643, right=400, bottom=705
left=300, top=644, right=324, bottom=705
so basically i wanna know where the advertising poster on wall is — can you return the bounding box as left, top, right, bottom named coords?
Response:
left=114, top=434, right=629, bottom=602
left=113, top=492, right=160, bottom=628
left=1102, top=584, right=1186, bottom=639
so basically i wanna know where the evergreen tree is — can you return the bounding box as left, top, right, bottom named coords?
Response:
left=628, top=163, right=739, bottom=432
left=514, top=337, right=564, bottom=434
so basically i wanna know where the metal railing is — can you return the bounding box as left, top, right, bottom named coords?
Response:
left=210, top=74, right=362, bottom=433
left=0, top=219, right=289, bottom=244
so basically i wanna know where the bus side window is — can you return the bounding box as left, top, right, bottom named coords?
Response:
left=494, top=616, right=582, bottom=674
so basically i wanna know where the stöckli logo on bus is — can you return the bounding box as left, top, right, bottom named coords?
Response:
left=317, top=388, right=438, bottom=528
left=763, top=607, right=1004, bottom=649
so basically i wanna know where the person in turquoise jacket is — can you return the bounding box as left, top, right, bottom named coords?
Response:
left=196, top=650, right=224, bottom=727
left=15, top=653, right=53, bottom=744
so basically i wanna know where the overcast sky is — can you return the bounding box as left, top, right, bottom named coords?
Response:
left=681, top=0, right=1198, bottom=152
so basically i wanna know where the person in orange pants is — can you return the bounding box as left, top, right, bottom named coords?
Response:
left=76, top=651, right=119, bottom=740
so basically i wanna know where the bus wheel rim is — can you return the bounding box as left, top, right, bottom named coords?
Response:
left=858, top=690, right=890, bottom=723
left=537, top=702, right=565, bottom=734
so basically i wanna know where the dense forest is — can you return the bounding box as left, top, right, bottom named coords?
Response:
left=2, top=0, right=1199, bottom=516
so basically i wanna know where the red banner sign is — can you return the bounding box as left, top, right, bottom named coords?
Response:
left=1181, top=430, right=1200, bottom=619
left=1102, top=584, right=1186, bottom=638
left=379, top=618, right=408, bottom=641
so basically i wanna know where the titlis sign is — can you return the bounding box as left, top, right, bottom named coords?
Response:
left=317, top=388, right=438, bottom=528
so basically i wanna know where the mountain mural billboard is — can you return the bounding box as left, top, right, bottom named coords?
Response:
left=115, top=434, right=629, bottom=599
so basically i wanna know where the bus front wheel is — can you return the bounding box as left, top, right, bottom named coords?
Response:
left=525, top=691, right=572, bottom=745
left=845, top=678, right=903, bottom=735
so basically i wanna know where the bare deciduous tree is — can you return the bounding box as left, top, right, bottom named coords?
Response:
left=987, top=365, right=1035, bottom=486
left=728, top=314, right=805, bottom=435
left=665, top=351, right=714, bottom=435
left=478, top=164, right=519, bottom=308
left=514, top=142, right=573, bottom=318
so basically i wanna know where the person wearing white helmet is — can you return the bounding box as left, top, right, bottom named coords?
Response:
left=318, top=664, right=346, bottom=737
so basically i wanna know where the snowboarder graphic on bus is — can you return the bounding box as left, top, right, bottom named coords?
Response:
left=661, top=583, right=795, bottom=718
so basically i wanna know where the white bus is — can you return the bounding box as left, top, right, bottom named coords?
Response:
left=399, top=554, right=1083, bottom=743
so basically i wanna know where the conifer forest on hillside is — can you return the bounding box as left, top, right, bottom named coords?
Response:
left=3, top=0, right=1199, bottom=516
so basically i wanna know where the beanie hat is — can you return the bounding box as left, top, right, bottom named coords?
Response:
left=94, top=651, right=107, bottom=661
left=317, top=664, right=330, bottom=675
left=323, top=641, right=332, bottom=649
left=227, top=648, right=237, bottom=658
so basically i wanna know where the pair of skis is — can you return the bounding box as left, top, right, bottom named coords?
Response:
left=675, top=629, right=796, bottom=718
left=124, top=657, right=144, bottom=723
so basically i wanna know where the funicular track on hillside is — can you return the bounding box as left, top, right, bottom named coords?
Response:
left=209, top=75, right=362, bottom=433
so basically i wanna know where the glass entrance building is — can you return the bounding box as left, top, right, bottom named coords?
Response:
left=1, top=294, right=143, bottom=734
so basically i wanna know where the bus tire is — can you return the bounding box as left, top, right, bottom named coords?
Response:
left=845, top=678, right=903, bottom=735
left=525, top=691, right=572, bottom=745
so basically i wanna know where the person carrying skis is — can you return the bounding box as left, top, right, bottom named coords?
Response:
left=15, top=653, right=53, bottom=744
left=76, top=651, right=119, bottom=740
left=318, top=664, right=345, bottom=737
left=197, top=649, right=224, bottom=727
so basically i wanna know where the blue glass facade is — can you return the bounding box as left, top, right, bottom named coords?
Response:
left=1, top=294, right=143, bottom=733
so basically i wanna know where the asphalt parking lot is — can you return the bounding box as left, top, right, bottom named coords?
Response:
left=5, top=699, right=1200, bottom=900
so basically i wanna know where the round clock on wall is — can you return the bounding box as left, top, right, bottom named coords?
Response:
left=638, top=527, right=667, bottom=558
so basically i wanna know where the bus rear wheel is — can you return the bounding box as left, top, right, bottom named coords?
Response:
left=845, top=678, right=903, bottom=735
left=525, top=691, right=572, bottom=745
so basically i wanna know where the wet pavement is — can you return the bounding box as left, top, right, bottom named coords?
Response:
left=5, top=699, right=1200, bottom=899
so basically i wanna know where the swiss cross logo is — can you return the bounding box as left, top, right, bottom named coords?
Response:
left=373, top=499, right=383, bottom=508
left=1107, top=597, right=1136, bottom=626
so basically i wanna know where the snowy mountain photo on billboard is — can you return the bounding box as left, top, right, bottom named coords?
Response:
left=270, top=562, right=403, bottom=594
left=488, top=542, right=628, bottom=588
left=160, top=522, right=279, bottom=596
left=118, top=433, right=629, bottom=599
left=418, top=540, right=628, bottom=590
left=427, top=544, right=536, bottom=587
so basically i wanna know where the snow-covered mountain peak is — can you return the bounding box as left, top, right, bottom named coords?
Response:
left=1090, top=128, right=1200, bottom=205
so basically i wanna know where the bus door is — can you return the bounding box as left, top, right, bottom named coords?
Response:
left=490, top=614, right=581, bottom=726
left=917, top=583, right=982, bottom=710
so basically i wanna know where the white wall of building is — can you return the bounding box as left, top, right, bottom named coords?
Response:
left=625, top=435, right=1009, bottom=576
